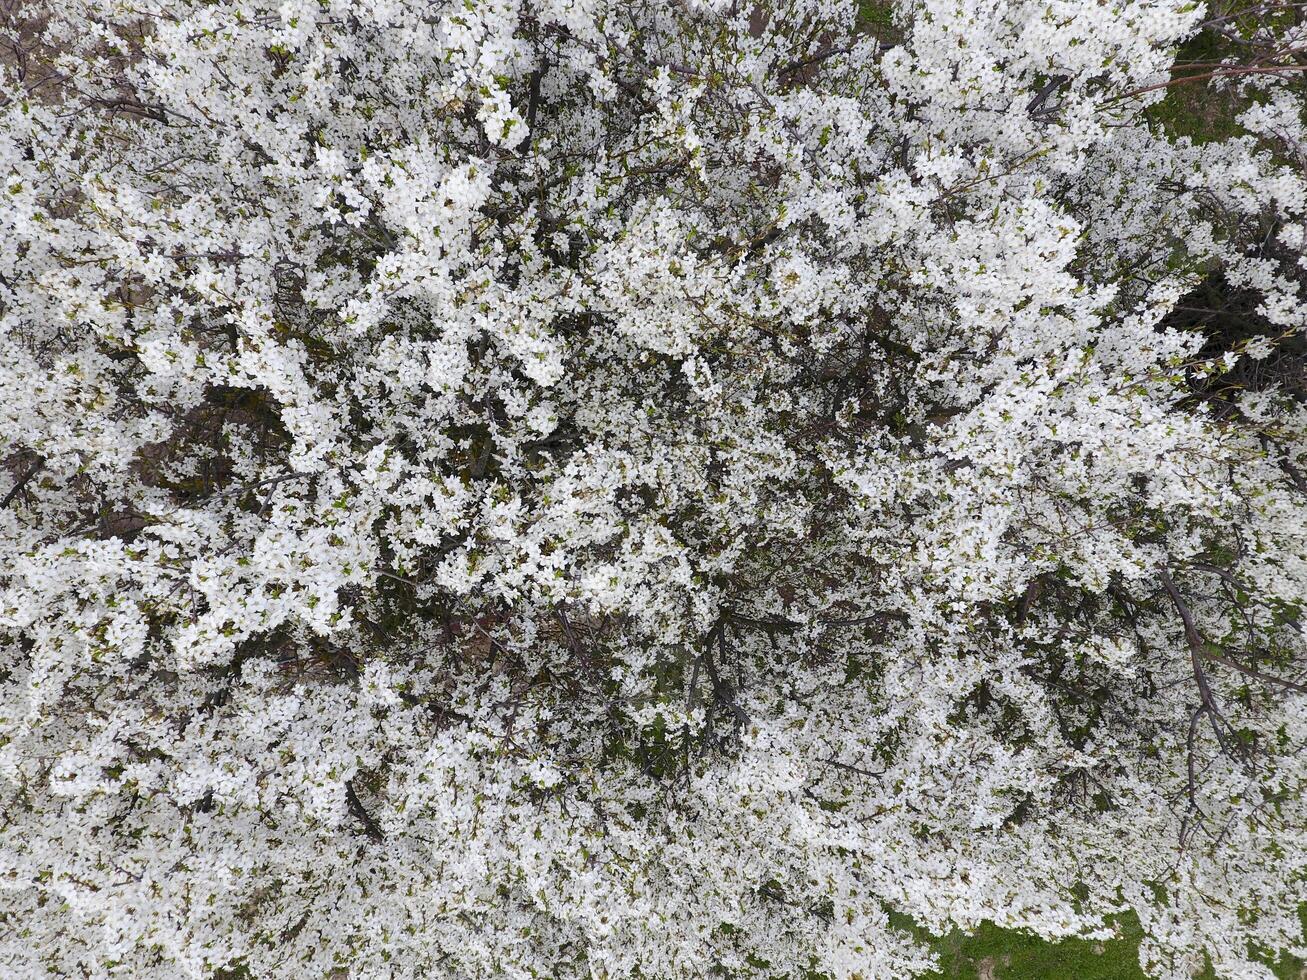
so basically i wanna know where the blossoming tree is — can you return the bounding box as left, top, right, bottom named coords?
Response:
left=1, top=0, right=1304, bottom=976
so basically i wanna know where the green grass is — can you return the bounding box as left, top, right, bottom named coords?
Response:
left=856, top=0, right=895, bottom=28
left=1142, top=24, right=1249, bottom=145
left=889, top=912, right=1147, bottom=980
left=890, top=910, right=1306, bottom=980
left=920, top=921, right=1147, bottom=980
left=856, top=0, right=902, bottom=45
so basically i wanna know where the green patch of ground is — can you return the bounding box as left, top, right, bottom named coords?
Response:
left=920, top=920, right=1147, bottom=980
left=891, top=910, right=1306, bottom=980
left=1142, top=24, right=1249, bottom=145
left=888, top=912, right=1147, bottom=980
left=857, top=0, right=895, bottom=28
left=856, top=0, right=901, bottom=45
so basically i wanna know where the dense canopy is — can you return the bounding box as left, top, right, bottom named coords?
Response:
left=1, top=0, right=1305, bottom=977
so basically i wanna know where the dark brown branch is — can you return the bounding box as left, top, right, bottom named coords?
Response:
left=345, top=777, right=386, bottom=843
left=777, top=44, right=854, bottom=80
left=1016, top=577, right=1043, bottom=626
left=703, top=619, right=750, bottom=729
left=1172, top=565, right=1307, bottom=693
left=1158, top=566, right=1237, bottom=758
left=1206, top=651, right=1307, bottom=694
left=1, top=457, right=42, bottom=509
left=1108, top=58, right=1307, bottom=103
left=1026, top=74, right=1068, bottom=116
left=817, top=758, right=886, bottom=779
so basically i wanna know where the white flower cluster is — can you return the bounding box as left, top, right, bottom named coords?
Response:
left=0, top=1, right=1304, bottom=977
